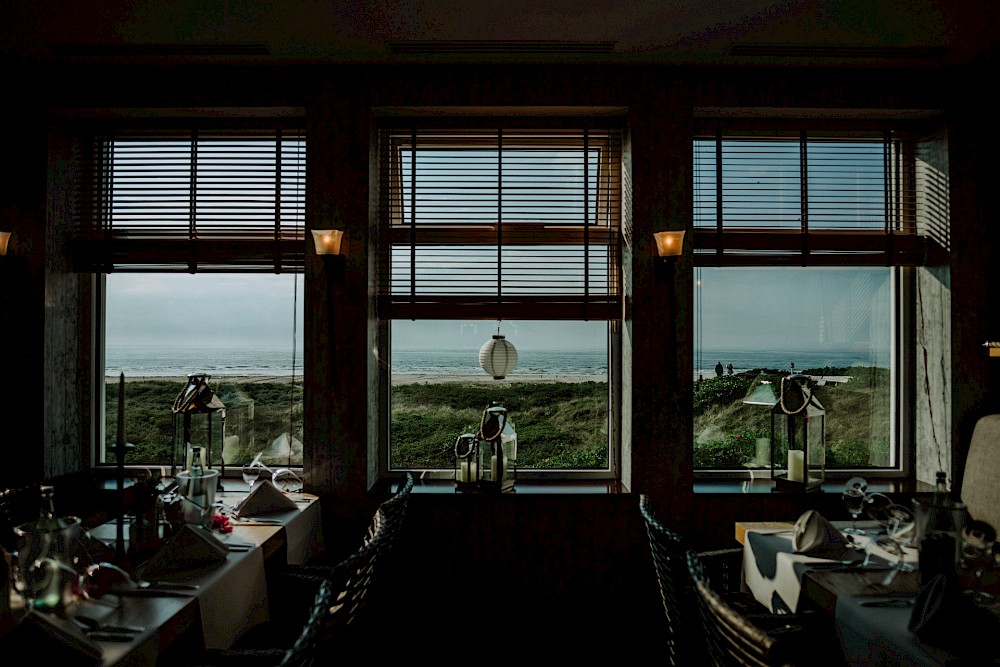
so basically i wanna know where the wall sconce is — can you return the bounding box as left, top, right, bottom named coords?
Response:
left=0, top=231, right=11, bottom=256
left=985, top=341, right=1000, bottom=358
left=653, top=230, right=685, bottom=258
left=311, top=229, right=345, bottom=256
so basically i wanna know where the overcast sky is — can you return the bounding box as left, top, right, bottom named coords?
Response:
left=105, top=266, right=892, bottom=355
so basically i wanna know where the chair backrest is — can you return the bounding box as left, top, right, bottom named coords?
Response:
left=688, top=550, right=810, bottom=667
left=962, top=414, right=1000, bottom=533
left=378, top=472, right=413, bottom=553
left=278, top=578, right=337, bottom=667
left=639, top=494, right=700, bottom=666
left=323, top=506, right=391, bottom=639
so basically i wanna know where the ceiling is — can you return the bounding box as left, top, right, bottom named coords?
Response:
left=2, top=0, right=997, bottom=68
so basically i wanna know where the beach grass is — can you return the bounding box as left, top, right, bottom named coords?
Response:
left=109, top=367, right=888, bottom=472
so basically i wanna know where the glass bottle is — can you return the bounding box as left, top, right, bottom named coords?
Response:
left=35, top=485, right=60, bottom=533
left=30, top=486, right=66, bottom=611
left=186, top=446, right=208, bottom=525
left=191, top=446, right=205, bottom=477
left=921, top=471, right=964, bottom=572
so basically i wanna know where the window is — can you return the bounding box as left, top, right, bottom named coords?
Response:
left=69, top=121, right=306, bottom=472
left=376, top=123, right=626, bottom=480
left=691, top=119, right=949, bottom=477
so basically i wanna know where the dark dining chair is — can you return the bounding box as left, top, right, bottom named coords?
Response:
left=198, top=506, right=391, bottom=665
left=279, top=472, right=413, bottom=585
left=687, top=549, right=844, bottom=667
left=231, top=473, right=413, bottom=651
left=640, top=494, right=763, bottom=665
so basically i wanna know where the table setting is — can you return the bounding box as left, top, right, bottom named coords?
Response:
left=741, top=477, right=1000, bottom=666
left=1, top=466, right=324, bottom=664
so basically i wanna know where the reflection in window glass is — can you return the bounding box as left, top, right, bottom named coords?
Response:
left=693, top=267, right=894, bottom=472
left=389, top=320, right=610, bottom=472
left=104, top=273, right=304, bottom=471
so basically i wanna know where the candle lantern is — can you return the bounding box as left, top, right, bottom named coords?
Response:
left=770, top=374, right=825, bottom=492
left=171, top=373, right=227, bottom=482
left=455, top=402, right=517, bottom=493
left=454, top=433, right=480, bottom=490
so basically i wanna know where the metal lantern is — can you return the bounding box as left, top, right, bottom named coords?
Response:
left=770, top=373, right=825, bottom=492
left=455, top=402, right=517, bottom=493
left=171, top=373, right=226, bottom=479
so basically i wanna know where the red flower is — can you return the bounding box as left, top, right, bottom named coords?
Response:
left=211, top=513, right=234, bottom=533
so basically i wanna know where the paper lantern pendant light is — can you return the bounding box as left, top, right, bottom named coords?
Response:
left=479, top=332, right=518, bottom=380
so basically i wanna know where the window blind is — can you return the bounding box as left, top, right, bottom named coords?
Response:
left=71, top=127, right=306, bottom=272
left=693, top=129, right=949, bottom=266
left=378, top=127, right=623, bottom=320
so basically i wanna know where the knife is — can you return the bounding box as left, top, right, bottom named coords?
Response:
left=115, top=588, right=198, bottom=597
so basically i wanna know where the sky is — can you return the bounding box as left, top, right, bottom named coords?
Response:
left=105, top=266, right=892, bottom=358
left=105, top=273, right=304, bottom=349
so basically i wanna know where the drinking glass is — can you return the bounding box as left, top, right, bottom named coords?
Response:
left=885, top=503, right=917, bottom=574
left=961, top=519, right=997, bottom=592
left=842, top=476, right=870, bottom=535
left=271, top=468, right=302, bottom=493
left=241, top=463, right=261, bottom=492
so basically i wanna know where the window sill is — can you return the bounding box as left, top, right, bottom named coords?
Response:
left=694, top=478, right=934, bottom=494
left=405, top=477, right=626, bottom=495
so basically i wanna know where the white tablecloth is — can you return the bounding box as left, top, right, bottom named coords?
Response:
left=742, top=527, right=918, bottom=613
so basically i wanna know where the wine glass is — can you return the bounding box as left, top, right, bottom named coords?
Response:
left=961, top=519, right=997, bottom=592
left=884, top=503, right=917, bottom=575
left=842, top=476, right=870, bottom=535
left=271, top=468, right=302, bottom=493
left=241, top=463, right=261, bottom=492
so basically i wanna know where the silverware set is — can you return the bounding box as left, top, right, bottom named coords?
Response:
left=69, top=614, right=146, bottom=642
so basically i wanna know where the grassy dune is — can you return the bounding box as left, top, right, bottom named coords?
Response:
left=111, top=368, right=885, bottom=472
left=693, top=367, right=890, bottom=469
left=391, top=381, right=609, bottom=469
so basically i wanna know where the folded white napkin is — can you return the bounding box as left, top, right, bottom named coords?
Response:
left=235, top=480, right=297, bottom=517
left=137, top=524, right=228, bottom=578
left=793, top=509, right=853, bottom=559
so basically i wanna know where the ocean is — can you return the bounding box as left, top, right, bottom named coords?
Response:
left=105, top=346, right=609, bottom=378
left=694, top=348, right=888, bottom=378
left=105, top=345, right=882, bottom=379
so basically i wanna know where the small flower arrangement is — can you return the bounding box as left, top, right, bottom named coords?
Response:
left=210, top=513, right=234, bottom=534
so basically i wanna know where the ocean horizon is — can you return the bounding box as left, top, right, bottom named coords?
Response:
left=106, top=344, right=884, bottom=379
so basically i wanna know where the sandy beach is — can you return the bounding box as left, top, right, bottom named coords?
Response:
left=113, top=373, right=605, bottom=386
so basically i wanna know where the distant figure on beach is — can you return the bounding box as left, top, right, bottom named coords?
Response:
left=715, top=361, right=723, bottom=377
left=727, top=363, right=734, bottom=375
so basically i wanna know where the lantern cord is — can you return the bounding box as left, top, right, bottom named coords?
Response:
left=477, top=405, right=506, bottom=442
left=778, top=376, right=814, bottom=416
left=287, top=271, right=298, bottom=468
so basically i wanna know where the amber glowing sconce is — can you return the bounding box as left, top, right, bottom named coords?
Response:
left=0, top=231, right=11, bottom=256
left=312, top=229, right=345, bottom=256
left=653, top=230, right=685, bottom=259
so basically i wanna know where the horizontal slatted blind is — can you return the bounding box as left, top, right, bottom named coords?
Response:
left=693, top=129, right=948, bottom=266
left=71, top=127, right=306, bottom=272
left=378, top=128, right=623, bottom=320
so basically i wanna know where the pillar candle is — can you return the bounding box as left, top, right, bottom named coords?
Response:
left=755, top=438, right=770, bottom=466
left=787, top=450, right=805, bottom=482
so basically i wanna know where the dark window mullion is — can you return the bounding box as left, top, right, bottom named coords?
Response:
left=715, top=129, right=723, bottom=264
left=800, top=130, right=809, bottom=265
left=188, top=129, right=198, bottom=273
left=497, top=128, right=503, bottom=304
left=409, top=129, right=417, bottom=299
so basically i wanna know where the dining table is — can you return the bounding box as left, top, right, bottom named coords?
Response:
left=738, top=520, right=1000, bottom=666
left=4, top=484, right=325, bottom=667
